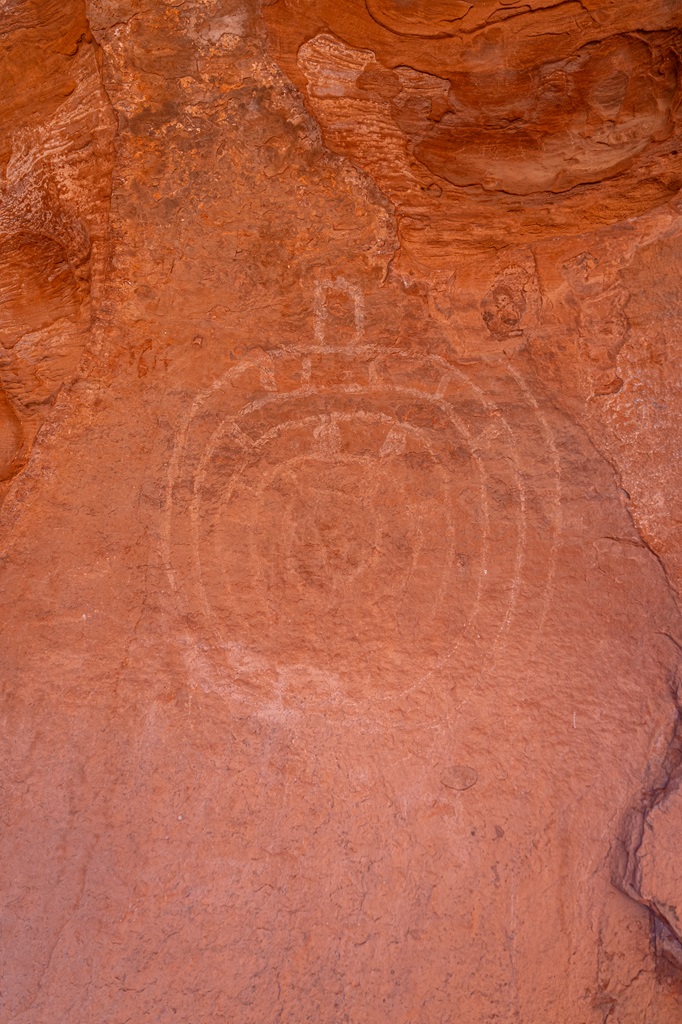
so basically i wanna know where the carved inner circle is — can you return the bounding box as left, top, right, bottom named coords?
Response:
left=194, top=408, right=482, bottom=697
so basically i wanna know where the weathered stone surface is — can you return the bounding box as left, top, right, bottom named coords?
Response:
left=0, top=0, right=115, bottom=505
left=265, top=0, right=682, bottom=258
left=2, top=1, right=682, bottom=1021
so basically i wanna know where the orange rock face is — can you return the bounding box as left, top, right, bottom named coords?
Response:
left=2, top=1, right=682, bottom=1022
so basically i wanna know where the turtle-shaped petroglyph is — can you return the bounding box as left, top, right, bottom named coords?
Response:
left=163, top=280, right=561, bottom=712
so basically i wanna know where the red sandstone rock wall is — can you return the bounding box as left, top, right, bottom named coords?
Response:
left=2, top=1, right=682, bottom=1021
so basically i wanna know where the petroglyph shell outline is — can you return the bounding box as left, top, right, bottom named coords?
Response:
left=164, top=365, right=560, bottom=711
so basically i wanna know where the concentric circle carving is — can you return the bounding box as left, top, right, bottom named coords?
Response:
left=164, top=315, right=560, bottom=710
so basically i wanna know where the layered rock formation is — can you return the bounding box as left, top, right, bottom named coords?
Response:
left=0, top=0, right=114, bottom=502
left=2, top=1, right=682, bottom=1021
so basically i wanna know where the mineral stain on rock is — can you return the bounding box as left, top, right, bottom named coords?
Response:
left=440, top=764, right=478, bottom=791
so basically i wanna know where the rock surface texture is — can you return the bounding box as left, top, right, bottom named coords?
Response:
left=2, top=1, right=682, bottom=1021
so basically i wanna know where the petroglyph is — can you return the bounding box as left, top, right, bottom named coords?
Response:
left=163, top=314, right=562, bottom=713
left=313, top=278, right=365, bottom=348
